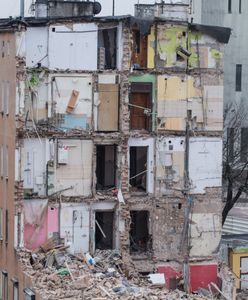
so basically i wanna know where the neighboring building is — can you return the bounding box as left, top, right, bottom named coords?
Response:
left=192, top=0, right=248, bottom=175
left=221, top=207, right=248, bottom=290
left=0, top=0, right=231, bottom=298
left=0, top=19, right=35, bottom=300
left=193, top=0, right=248, bottom=291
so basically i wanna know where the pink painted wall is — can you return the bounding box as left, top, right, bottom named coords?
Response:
left=47, top=206, right=59, bottom=238
left=24, top=211, right=48, bottom=250
left=24, top=204, right=59, bottom=250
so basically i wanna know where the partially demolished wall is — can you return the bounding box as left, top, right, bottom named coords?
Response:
left=10, top=13, right=230, bottom=298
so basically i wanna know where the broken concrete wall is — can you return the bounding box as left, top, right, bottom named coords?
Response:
left=147, top=24, right=225, bottom=70
left=188, top=31, right=224, bottom=69
left=60, top=201, right=119, bottom=255
left=190, top=187, right=222, bottom=258
left=219, top=264, right=236, bottom=300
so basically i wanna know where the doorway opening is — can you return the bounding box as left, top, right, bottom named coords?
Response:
left=96, top=145, right=116, bottom=190
left=130, top=83, right=152, bottom=131
left=130, top=146, right=147, bottom=192
left=95, top=211, right=114, bottom=250
left=130, top=210, right=150, bottom=253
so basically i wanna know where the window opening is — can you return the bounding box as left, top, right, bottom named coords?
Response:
left=132, top=29, right=148, bottom=69
left=241, top=128, right=248, bottom=162
left=236, top=64, right=242, bottom=91
left=228, top=0, right=232, bottom=13
left=98, top=28, right=117, bottom=70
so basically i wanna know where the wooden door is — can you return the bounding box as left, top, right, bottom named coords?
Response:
left=98, top=84, right=119, bottom=131
left=130, top=92, right=150, bottom=130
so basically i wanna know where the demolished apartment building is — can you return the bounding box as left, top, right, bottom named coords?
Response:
left=0, top=0, right=232, bottom=298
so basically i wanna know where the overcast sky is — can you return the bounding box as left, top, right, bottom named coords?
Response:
left=0, top=0, right=155, bottom=18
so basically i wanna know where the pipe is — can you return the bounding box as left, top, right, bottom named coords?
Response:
left=112, top=0, right=115, bottom=16
left=20, top=0, right=24, bottom=18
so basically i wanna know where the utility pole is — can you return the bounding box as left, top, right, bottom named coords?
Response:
left=112, top=0, right=115, bottom=16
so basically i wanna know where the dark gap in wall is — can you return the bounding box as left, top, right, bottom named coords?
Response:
left=95, top=211, right=114, bottom=250
left=96, top=145, right=116, bottom=190
left=132, top=29, right=148, bottom=69
left=98, top=28, right=117, bottom=70
left=130, top=146, right=147, bottom=192
left=130, top=210, right=149, bottom=253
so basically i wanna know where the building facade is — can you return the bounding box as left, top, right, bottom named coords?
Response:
left=0, top=0, right=231, bottom=298
left=192, top=0, right=248, bottom=167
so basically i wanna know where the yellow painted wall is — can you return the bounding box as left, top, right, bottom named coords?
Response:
left=147, top=25, right=187, bottom=68
left=157, top=76, right=202, bottom=130
left=230, top=251, right=248, bottom=289
left=147, top=25, right=224, bottom=69
left=148, top=26, right=155, bottom=69
left=157, top=76, right=201, bottom=101
left=164, top=118, right=184, bottom=131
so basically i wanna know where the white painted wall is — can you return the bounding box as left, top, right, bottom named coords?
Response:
left=48, top=23, right=98, bottom=70
left=128, top=137, right=155, bottom=194
left=23, top=138, right=51, bottom=196
left=52, top=74, right=93, bottom=130
left=55, top=139, right=93, bottom=197
left=53, top=75, right=92, bottom=114
left=26, top=27, right=48, bottom=68
left=190, top=213, right=221, bottom=256
left=156, top=137, right=185, bottom=188
left=60, top=203, right=90, bottom=254
left=117, top=23, right=123, bottom=70
left=16, top=31, right=26, bottom=58
left=189, top=137, right=222, bottom=194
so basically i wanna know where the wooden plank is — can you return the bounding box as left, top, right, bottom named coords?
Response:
left=66, top=90, right=79, bottom=113
left=98, top=84, right=119, bottom=131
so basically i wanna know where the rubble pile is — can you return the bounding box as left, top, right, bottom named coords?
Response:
left=237, top=290, right=248, bottom=300
left=18, top=238, right=213, bottom=300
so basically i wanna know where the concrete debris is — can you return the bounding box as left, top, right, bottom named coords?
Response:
left=237, top=291, right=248, bottom=300
left=18, top=248, right=213, bottom=300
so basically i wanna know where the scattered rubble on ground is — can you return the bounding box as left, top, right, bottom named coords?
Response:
left=237, top=290, right=248, bottom=300
left=18, top=237, right=217, bottom=300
